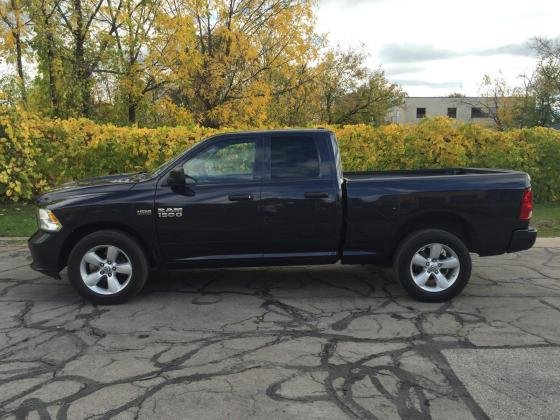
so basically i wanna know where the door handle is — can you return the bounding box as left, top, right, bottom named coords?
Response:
left=228, top=193, right=254, bottom=201
left=304, top=192, right=329, bottom=199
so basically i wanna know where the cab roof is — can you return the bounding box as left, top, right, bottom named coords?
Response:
left=215, top=128, right=333, bottom=136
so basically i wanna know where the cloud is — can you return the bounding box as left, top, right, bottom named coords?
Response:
left=384, top=64, right=427, bottom=76
left=478, top=43, right=534, bottom=57
left=380, top=42, right=533, bottom=63
left=380, top=45, right=456, bottom=63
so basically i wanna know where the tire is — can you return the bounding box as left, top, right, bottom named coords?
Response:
left=393, top=229, right=471, bottom=302
left=67, top=230, right=148, bottom=304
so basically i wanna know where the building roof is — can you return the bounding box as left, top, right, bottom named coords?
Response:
left=402, top=96, right=512, bottom=100
left=404, top=96, right=483, bottom=99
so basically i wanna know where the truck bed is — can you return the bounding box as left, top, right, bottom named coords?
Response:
left=341, top=167, right=531, bottom=261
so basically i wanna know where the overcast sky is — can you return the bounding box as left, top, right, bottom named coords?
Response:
left=317, top=0, right=560, bottom=96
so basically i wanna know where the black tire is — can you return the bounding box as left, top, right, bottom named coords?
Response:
left=67, top=230, right=148, bottom=304
left=393, top=229, right=471, bottom=302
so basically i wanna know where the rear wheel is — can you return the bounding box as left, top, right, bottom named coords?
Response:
left=67, top=230, right=148, bottom=304
left=394, top=229, right=471, bottom=302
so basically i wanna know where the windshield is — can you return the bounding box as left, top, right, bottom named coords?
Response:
left=149, top=154, right=181, bottom=177
left=147, top=145, right=194, bottom=178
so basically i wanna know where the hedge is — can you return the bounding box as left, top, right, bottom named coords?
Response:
left=1, top=106, right=559, bottom=202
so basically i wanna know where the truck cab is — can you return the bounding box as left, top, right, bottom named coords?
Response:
left=155, top=130, right=343, bottom=267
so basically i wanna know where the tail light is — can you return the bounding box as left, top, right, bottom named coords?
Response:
left=519, top=188, right=533, bottom=221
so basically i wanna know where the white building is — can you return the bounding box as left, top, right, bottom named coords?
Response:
left=387, top=97, right=496, bottom=126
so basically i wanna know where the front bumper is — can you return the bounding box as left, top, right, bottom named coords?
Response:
left=28, top=230, right=65, bottom=279
left=507, top=228, right=537, bottom=253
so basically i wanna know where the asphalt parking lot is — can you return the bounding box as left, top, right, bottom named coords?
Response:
left=1, top=240, right=559, bottom=419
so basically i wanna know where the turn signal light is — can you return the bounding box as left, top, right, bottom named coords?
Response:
left=37, top=208, right=63, bottom=232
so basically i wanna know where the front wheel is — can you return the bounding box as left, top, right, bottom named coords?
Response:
left=393, top=229, right=472, bottom=302
left=67, top=230, right=148, bottom=304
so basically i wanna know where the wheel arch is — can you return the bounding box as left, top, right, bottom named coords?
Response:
left=58, top=223, right=157, bottom=271
left=392, top=211, right=477, bottom=256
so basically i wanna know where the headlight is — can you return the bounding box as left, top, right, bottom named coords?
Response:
left=37, top=208, right=62, bottom=232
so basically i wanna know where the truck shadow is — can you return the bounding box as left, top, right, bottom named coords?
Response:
left=139, top=264, right=405, bottom=302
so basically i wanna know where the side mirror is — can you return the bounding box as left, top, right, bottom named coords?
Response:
left=167, top=166, right=185, bottom=187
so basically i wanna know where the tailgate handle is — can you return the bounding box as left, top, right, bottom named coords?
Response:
left=228, top=193, right=254, bottom=201
left=304, top=192, right=329, bottom=199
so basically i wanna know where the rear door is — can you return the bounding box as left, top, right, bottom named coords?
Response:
left=259, top=133, right=342, bottom=264
left=155, top=134, right=263, bottom=265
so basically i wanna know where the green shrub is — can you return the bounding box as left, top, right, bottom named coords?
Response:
left=1, top=107, right=559, bottom=202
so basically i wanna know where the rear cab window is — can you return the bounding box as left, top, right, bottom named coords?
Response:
left=270, top=136, right=320, bottom=179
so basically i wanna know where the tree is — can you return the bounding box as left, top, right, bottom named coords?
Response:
left=30, top=0, right=63, bottom=116
left=54, top=0, right=120, bottom=117
left=265, top=62, right=319, bottom=126
left=474, top=73, right=523, bottom=130
left=525, top=37, right=560, bottom=126
left=0, top=0, right=407, bottom=127
left=100, top=0, right=163, bottom=123
left=334, top=69, right=405, bottom=125
left=0, top=0, right=31, bottom=105
left=472, top=38, right=560, bottom=129
left=315, top=47, right=405, bottom=125
left=159, top=0, right=318, bottom=127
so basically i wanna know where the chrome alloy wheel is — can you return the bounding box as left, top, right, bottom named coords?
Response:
left=409, top=242, right=460, bottom=292
left=79, top=245, right=132, bottom=295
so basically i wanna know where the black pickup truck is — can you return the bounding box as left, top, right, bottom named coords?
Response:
left=29, top=129, right=537, bottom=304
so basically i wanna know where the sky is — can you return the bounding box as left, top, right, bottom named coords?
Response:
left=316, top=0, right=560, bottom=96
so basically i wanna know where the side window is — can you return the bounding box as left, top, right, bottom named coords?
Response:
left=271, top=136, right=320, bottom=179
left=183, top=139, right=257, bottom=183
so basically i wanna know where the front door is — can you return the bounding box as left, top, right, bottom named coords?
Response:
left=155, top=135, right=263, bottom=265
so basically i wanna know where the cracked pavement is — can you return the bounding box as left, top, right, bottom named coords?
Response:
left=1, top=241, right=560, bottom=419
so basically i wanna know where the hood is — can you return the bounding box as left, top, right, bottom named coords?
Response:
left=36, top=172, right=146, bottom=206
left=59, top=172, right=146, bottom=188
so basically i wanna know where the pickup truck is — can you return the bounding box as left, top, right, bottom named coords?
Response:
left=29, top=129, right=537, bottom=304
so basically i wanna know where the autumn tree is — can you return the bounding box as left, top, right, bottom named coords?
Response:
left=0, top=0, right=407, bottom=127
left=472, top=73, right=524, bottom=130
left=315, top=47, right=405, bottom=125
left=266, top=62, right=320, bottom=126
left=28, top=0, right=64, bottom=116
left=97, top=0, right=166, bottom=123
left=523, top=37, right=560, bottom=126
left=0, top=0, right=31, bottom=104
left=157, top=0, right=318, bottom=128
left=480, top=37, right=560, bottom=129
left=53, top=0, right=120, bottom=117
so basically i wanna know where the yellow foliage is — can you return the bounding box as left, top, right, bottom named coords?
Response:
left=1, top=109, right=559, bottom=202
